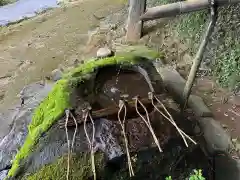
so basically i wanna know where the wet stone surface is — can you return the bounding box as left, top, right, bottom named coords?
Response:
left=0, top=82, right=53, bottom=179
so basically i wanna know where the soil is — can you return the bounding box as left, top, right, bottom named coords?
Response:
left=193, top=76, right=240, bottom=139
left=0, top=0, right=124, bottom=110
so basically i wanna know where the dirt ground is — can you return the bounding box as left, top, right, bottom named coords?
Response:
left=0, top=0, right=125, bottom=138
left=194, top=77, right=240, bottom=139
left=0, top=0, right=124, bottom=110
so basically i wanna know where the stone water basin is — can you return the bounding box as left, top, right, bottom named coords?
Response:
left=3, top=53, right=237, bottom=180
left=65, top=62, right=214, bottom=179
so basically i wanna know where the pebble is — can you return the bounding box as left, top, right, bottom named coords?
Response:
left=96, top=47, right=113, bottom=58
left=51, top=69, right=63, bottom=81
left=224, top=112, right=229, bottom=117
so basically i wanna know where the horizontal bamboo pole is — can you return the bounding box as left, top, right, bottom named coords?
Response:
left=141, top=0, right=240, bottom=21
left=58, top=94, right=178, bottom=128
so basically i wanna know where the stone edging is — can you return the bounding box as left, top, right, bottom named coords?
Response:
left=154, top=64, right=240, bottom=180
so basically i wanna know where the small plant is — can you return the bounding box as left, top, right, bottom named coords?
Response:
left=165, top=169, right=205, bottom=180
left=165, top=176, right=172, bottom=180
left=189, top=169, right=205, bottom=180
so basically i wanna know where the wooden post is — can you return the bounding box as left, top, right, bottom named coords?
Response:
left=126, top=0, right=146, bottom=42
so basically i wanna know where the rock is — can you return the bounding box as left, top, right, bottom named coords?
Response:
left=198, top=117, right=233, bottom=154
left=0, top=170, right=8, bottom=180
left=18, top=82, right=49, bottom=102
left=156, top=66, right=186, bottom=102
left=0, top=82, right=53, bottom=171
left=156, top=66, right=212, bottom=117
left=14, top=118, right=123, bottom=178
left=58, top=64, right=66, bottom=72
left=96, top=47, right=113, bottom=58
left=188, top=95, right=213, bottom=117
left=214, top=153, right=240, bottom=180
left=0, top=114, right=8, bottom=140
left=51, top=69, right=63, bottom=81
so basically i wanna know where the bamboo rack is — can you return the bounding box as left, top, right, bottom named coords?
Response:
left=58, top=94, right=178, bottom=128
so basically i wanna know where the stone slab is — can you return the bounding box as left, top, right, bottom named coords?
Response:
left=199, top=117, right=233, bottom=154
left=156, top=66, right=212, bottom=117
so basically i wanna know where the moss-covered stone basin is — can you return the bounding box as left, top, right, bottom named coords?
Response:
left=7, top=47, right=163, bottom=179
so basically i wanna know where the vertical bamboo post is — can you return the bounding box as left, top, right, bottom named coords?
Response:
left=126, top=0, right=146, bottom=42
left=182, top=0, right=218, bottom=109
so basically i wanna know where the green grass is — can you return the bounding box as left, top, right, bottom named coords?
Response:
left=176, top=10, right=208, bottom=54
left=151, top=1, right=239, bottom=91
left=214, top=44, right=240, bottom=91
left=166, top=169, right=205, bottom=180
left=7, top=47, right=162, bottom=178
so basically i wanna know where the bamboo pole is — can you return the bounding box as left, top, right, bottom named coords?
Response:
left=140, top=0, right=240, bottom=21
left=58, top=94, right=178, bottom=128
left=126, top=0, right=146, bottom=41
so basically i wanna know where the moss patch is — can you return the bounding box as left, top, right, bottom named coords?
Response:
left=8, top=48, right=162, bottom=178
left=23, top=153, right=105, bottom=180
left=7, top=79, right=71, bottom=178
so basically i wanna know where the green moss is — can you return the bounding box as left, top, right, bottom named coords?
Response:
left=23, top=153, right=105, bottom=180
left=8, top=48, right=162, bottom=178
left=7, top=79, right=71, bottom=178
